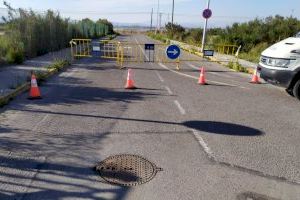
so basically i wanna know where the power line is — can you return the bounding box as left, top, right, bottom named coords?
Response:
left=0, top=8, right=294, bottom=20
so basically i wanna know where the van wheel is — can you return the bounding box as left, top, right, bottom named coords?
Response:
left=293, top=80, right=300, bottom=100
left=286, top=88, right=294, bottom=97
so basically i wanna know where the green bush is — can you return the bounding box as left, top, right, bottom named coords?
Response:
left=0, top=1, right=114, bottom=64
left=239, top=42, right=269, bottom=63
left=5, top=47, right=24, bottom=64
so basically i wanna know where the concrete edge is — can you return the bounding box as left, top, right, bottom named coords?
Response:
left=0, top=63, right=69, bottom=107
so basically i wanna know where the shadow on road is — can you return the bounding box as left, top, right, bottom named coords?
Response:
left=7, top=108, right=265, bottom=137
left=183, top=121, right=264, bottom=136
left=0, top=154, right=130, bottom=200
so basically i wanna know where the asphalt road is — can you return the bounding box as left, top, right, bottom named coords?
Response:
left=0, top=34, right=299, bottom=200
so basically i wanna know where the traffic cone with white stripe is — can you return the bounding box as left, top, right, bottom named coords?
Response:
left=125, top=69, right=137, bottom=89
left=28, top=73, right=42, bottom=99
left=250, top=68, right=261, bottom=84
left=198, top=67, right=207, bottom=85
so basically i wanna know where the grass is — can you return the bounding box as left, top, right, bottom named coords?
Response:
left=226, top=60, right=251, bottom=73
left=38, top=59, right=70, bottom=82
left=234, top=43, right=269, bottom=63
left=147, top=32, right=169, bottom=44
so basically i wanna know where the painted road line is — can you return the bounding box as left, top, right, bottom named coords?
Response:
left=188, top=63, right=234, bottom=79
left=165, top=86, right=173, bottom=95
left=191, top=129, right=214, bottom=158
left=174, top=100, right=186, bottom=115
left=155, top=71, right=164, bottom=82
left=159, top=63, right=248, bottom=89
left=188, top=63, right=200, bottom=70
left=135, top=38, right=149, bottom=61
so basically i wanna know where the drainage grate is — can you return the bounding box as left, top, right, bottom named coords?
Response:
left=95, top=154, right=163, bottom=186
left=237, top=192, right=280, bottom=200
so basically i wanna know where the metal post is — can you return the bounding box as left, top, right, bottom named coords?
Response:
left=201, top=0, right=210, bottom=53
left=150, top=8, right=153, bottom=31
left=172, top=0, right=175, bottom=25
left=159, top=13, right=162, bottom=31
left=155, top=0, right=160, bottom=34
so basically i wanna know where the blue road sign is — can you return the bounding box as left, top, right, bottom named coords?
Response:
left=145, top=44, right=155, bottom=50
left=203, top=49, right=214, bottom=57
left=166, top=45, right=181, bottom=60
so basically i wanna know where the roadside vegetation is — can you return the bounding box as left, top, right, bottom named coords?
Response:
left=0, top=1, right=114, bottom=65
left=148, top=15, right=300, bottom=63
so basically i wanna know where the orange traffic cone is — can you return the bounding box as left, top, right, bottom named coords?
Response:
left=28, top=73, right=42, bottom=99
left=125, top=69, right=137, bottom=89
left=198, top=67, right=207, bottom=85
left=250, top=69, right=261, bottom=84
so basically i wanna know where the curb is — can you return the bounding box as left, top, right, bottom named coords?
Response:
left=0, top=63, right=69, bottom=107
left=0, top=83, right=30, bottom=107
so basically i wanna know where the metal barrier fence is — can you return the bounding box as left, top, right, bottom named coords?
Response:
left=70, top=39, right=92, bottom=57
left=70, top=38, right=239, bottom=70
left=214, top=44, right=239, bottom=55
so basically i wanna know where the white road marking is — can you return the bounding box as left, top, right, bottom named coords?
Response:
left=135, top=38, right=149, bottom=60
left=191, top=129, right=214, bottom=158
left=159, top=63, right=248, bottom=89
left=174, top=100, right=186, bottom=115
left=188, top=63, right=200, bottom=70
left=188, top=63, right=233, bottom=79
left=155, top=71, right=164, bottom=82
left=165, top=86, right=173, bottom=95
left=32, top=114, right=49, bottom=131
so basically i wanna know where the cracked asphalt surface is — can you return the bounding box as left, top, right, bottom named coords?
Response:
left=0, top=34, right=299, bottom=200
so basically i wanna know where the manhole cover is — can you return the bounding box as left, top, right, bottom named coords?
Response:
left=237, top=192, right=280, bottom=200
left=95, top=154, right=162, bottom=186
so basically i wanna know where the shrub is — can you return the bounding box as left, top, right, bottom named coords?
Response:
left=5, top=47, right=24, bottom=64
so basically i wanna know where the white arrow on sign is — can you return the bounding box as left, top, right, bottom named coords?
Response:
left=168, top=49, right=178, bottom=55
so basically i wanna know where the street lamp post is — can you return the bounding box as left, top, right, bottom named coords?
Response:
left=201, top=0, right=210, bottom=52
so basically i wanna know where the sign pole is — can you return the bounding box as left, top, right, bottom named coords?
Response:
left=201, top=0, right=210, bottom=53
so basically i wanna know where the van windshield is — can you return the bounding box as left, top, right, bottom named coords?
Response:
left=296, top=32, right=300, bottom=38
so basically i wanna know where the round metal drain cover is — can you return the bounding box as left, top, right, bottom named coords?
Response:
left=237, top=192, right=280, bottom=200
left=95, top=154, right=162, bottom=186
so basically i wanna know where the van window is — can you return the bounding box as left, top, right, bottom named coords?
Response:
left=296, top=32, right=300, bottom=38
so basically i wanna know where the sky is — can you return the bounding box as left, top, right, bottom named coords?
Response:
left=0, top=0, right=299, bottom=27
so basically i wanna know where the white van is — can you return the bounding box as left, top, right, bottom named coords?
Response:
left=258, top=32, right=300, bottom=100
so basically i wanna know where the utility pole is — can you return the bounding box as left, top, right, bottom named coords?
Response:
left=171, top=0, right=175, bottom=25
left=150, top=8, right=153, bottom=31
left=201, top=0, right=210, bottom=52
left=159, top=12, right=162, bottom=31
left=155, top=0, right=160, bottom=34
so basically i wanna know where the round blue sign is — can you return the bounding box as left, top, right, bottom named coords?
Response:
left=166, top=45, right=181, bottom=60
left=202, top=9, right=212, bottom=19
